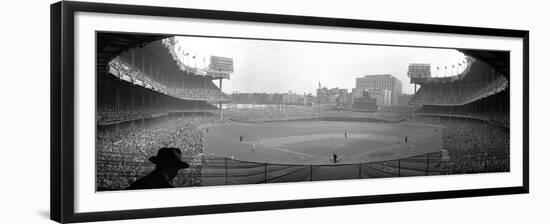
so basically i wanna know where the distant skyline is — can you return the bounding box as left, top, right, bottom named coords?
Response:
left=175, top=36, right=466, bottom=95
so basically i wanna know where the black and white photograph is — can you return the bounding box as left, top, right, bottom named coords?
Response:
left=96, top=32, right=510, bottom=191
left=4, top=0, right=548, bottom=223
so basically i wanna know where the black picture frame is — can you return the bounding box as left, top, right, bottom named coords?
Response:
left=50, top=1, right=529, bottom=223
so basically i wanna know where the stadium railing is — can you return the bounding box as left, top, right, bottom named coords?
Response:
left=196, top=152, right=445, bottom=186
left=97, top=150, right=510, bottom=190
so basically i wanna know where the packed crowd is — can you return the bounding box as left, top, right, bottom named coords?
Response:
left=410, top=75, right=508, bottom=106
left=109, top=57, right=228, bottom=101
left=109, top=57, right=168, bottom=93
left=415, top=105, right=495, bottom=119
left=96, top=106, right=151, bottom=124
left=171, top=82, right=226, bottom=101
left=225, top=105, right=319, bottom=122
left=224, top=105, right=408, bottom=123
left=96, top=117, right=211, bottom=190
left=417, top=117, right=510, bottom=174
left=96, top=102, right=219, bottom=125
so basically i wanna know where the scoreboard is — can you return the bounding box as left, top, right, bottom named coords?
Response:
left=407, top=63, right=431, bottom=78
left=210, top=56, right=234, bottom=73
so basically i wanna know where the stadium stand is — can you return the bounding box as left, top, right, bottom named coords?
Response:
left=410, top=57, right=508, bottom=106
left=96, top=33, right=231, bottom=190
left=409, top=51, right=510, bottom=174
left=410, top=52, right=510, bottom=128
left=416, top=117, right=509, bottom=174
left=224, top=105, right=409, bottom=123
left=109, top=56, right=228, bottom=102
left=97, top=116, right=210, bottom=190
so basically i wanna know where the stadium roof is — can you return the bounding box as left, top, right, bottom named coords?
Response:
left=97, top=32, right=170, bottom=76
left=459, top=50, right=509, bottom=78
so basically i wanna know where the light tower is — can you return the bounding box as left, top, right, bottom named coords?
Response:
left=206, top=56, right=234, bottom=119
left=407, top=63, right=432, bottom=121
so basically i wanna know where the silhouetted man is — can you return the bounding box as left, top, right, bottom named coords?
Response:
left=126, top=147, right=190, bottom=190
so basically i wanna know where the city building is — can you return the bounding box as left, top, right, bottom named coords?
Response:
left=369, top=88, right=392, bottom=106
left=352, top=90, right=377, bottom=112
left=281, top=91, right=302, bottom=104
left=317, top=87, right=348, bottom=105
left=355, top=74, right=402, bottom=105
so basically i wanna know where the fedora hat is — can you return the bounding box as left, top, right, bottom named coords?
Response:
left=148, top=147, right=190, bottom=169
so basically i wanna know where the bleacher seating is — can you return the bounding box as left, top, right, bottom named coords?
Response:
left=109, top=57, right=228, bottom=101
left=410, top=75, right=508, bottom=106
left=96, top=116, right=213, bottom=190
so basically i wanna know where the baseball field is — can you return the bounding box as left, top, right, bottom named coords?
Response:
left=203, top=120, right=443, bottom=165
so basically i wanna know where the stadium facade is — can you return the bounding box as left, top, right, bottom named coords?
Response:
left=97, top=36, right=232, bottom=127
left=409, top=55, right=509, bottom=126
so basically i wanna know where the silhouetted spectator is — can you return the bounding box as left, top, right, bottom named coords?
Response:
left=126, top=147, right=190, bottom=190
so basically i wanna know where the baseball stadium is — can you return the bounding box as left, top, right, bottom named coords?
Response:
left=96, top=33, right=509, bottom=191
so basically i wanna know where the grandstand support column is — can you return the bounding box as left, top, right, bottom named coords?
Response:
left=116, top=85, right=120, bottom=131
left=141, top=90, right=145, bottom=126
left=412, top=84, right=417, bottom=121
left=219, top=79, right=223, bottom=119
left=411, top=103, right=415, bottom=121
left=150, top=92, right=153, bottom=109
left=116, top=86, right=120, bottom=114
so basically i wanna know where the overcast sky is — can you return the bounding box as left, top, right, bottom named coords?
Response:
left=175, top=36, right=466, bottom=95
